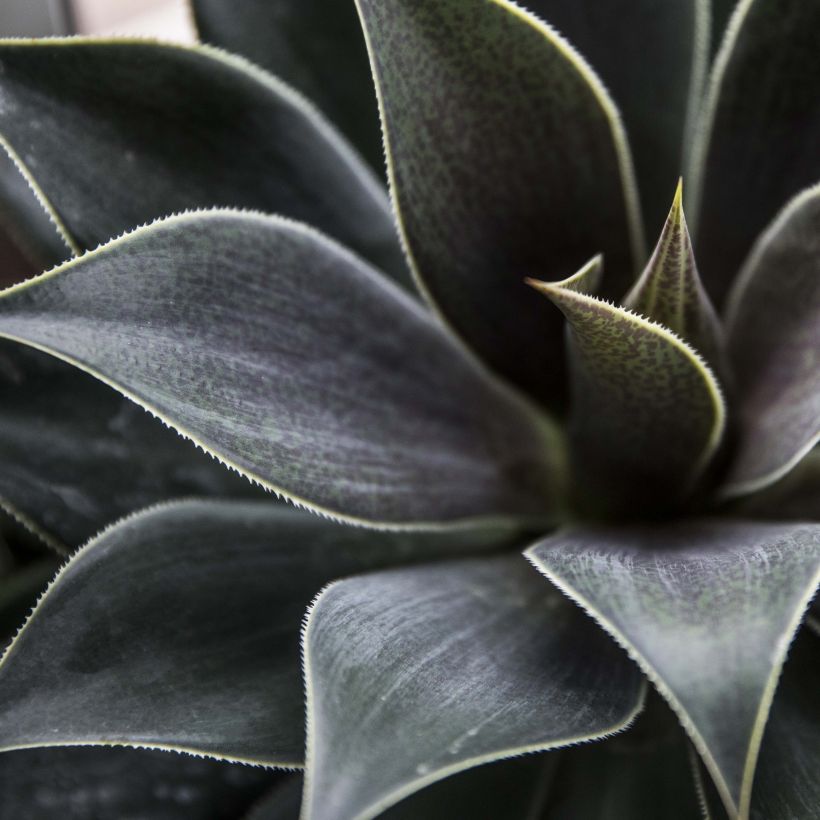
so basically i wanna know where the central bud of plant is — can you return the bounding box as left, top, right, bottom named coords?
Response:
left=527, top=181, right=728, bottom=520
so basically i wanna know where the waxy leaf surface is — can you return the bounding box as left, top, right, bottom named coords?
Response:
left=0, top=746, right=277, bottom=820
left=624, top=182, right=723, bottom=371
left=303, top=556, right=644, bottom=820
left=527, top=520, right=820, bottom=819
left=690, top=0, right=820, bottom=305
left=723, top=185, right=820, bottom=495
left=0, top=341, right=259, bottom=548
left=529, top=277, right=724, bottom=515
left=0, top=501, right=515, bottom=763
left=0, top=212, right=562, bottom=526
left=0, top=39, right=408, bottom=285
left=528, top=0, right=706, bottom=238
left=356, top=0, right=642, bottom=406
left=191, top=0, right=382, bottom=173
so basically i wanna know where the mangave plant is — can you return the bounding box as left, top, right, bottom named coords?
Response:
left=0, top=0, right=817, bottom=818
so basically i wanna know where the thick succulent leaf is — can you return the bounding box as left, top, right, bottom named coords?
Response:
left=528, top=275, right=725, bottom=516
left=689, top=0, right=820, bottom=306
left=251, top=757, right=554, bottom=820
left=190, top=0, right=382, bottom=174
left=0, top=341, right=260, bottom=548
left=0, top=38, right=408, bottom=286
left=0, top=145, right=71, bottom=285
left=527, top=520, right=820, bottom=820
left=749, top=632, right=820, bottom=820
left=543, top=696, right=704, bottom=819
left=526, top=1, right=708, bottom=239
left=624, top=181, right=724, bottom=372
left=0, top=746, right=278, bottom=820
left=722, top=185, right=820, bottom=496
left=0, top=212, right=562, bottom=526
left=302, top=555, right=645, bottom=820
left=356, top=0, right=644, bottom=407
left=0, top=500, right=515, bottom=763
left=730, top=449, right=820, bottom=522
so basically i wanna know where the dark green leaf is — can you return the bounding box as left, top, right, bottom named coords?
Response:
left=623, top=180, right=724, bottom=372
left=730, top=449, right=820, bottom=522
left=302, top=555, right=645, bottom=820
left=0, top=500, right=515, bottom=764
left=0, top=341, right=260, bottom=548
left=750, top=632, right=820, bottom=820
left=527, top=520, right=820, bottom=820
left=0, top=212, right=563, bottom=526
left=689, top=0, right=820, bottom=306
left=190, top=0, right=383, bottom=174
left=527, top=273, right=725, bottom=516
left=0, top=38, right=408, bottom=285
left=0, top=746, right=278, bottom=820
left=356, top=0, right=644, bottom=407
left=527, top=1, right=708, bottom=239
left=722, top=185, right=820, bottom=496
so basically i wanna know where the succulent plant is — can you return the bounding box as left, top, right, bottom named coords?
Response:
left=0, top=0, right=817, bottom=818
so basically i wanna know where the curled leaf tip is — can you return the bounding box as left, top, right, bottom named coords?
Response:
left=623, top=183, right=724, bottom=372
left=525, top=255, right=603, bottom=299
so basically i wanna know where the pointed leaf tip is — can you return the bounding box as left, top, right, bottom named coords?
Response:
left=526, top=255, right=603, bottom=298
left=624, top=182, right=724, bottom=372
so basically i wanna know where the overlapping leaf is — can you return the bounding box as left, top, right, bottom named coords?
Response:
left=527, top=520, right=820, bottom=819
left=0, top=212, right=563, bottom=526
left=0, top=39, right=408, bottom=285
left=723, top=185, right=820, bottom=495
left=0, top=746, right=278, bottom=820
left=689, top=0, right=820, bottom=305
left=0, top=500, right=515, bottom=763
left=528, top=272, right=724, bottom=515
left=302, top=556, right=644, bottom=820
left=356, top=0, right=643, bottom=406
left=190, top=0, right=383, bottom=173
left=527, top=1, right=707, bottom=238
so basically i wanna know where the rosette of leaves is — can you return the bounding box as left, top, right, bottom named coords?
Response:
left=0, top=0, right=817, bottom=818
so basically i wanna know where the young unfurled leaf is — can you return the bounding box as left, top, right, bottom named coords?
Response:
left=689, top=0, right=820, bottom=305
left=527, top=520, right=820, bottom=820
left=0, top=746, right=278, bottom=820
left=355, top=0, right=643, bottom=406
left=191, top=0, right=383, bottom=174
left=528, top=272, right=725, bottom=515
left=527, top=0, right=707, bottom=239
left=0, top=39, right=408, bottom=286
left=302, top=556, right=644, bottom=820
left=0, top=341, right=260, bottom=548
left=623, top=180, right=724, bottom=371
left=0, top=212, right=563, bottom=526
left=723, top=184, right=820, bottom=496
left=0, top=501, right=515, bottom=764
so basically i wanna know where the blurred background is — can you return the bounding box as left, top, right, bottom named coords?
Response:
left=0, top=0, right=195, bottom=41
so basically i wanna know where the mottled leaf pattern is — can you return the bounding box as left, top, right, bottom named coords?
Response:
left=0, top=212, right=563, bottom=526
left=690, top=0, right=820, bottom=305
left=527, top=520, right=820, bottom=819
left=528, top=275, right=724, bottom=515
left=624, top=181, right=724, bottom=372
left=0, top=39, right=408, bottom=285
left=190, top=0, right=383, bottom=173
left=0, top=501, right=515, bottom=763
left=723, top=185, right=820, bottom=495
left=356, top=0, right=643, bottom=406
left=303, top=556, right=644, bottom=820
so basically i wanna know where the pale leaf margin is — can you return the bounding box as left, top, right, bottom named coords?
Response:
left=0, top=497, right=68, bottom=556
left=351, top=0, right=647, bottom=380
left=721, top=181, right=820, bottom=497
left=525, top=538, right=820, bottom=820
left=0, top=499, right=300, bottom=770
left=299, top=578, right=649, bottom=820
left=0, top=208, right=557, bottom=533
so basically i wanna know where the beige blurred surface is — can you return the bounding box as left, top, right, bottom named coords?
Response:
left=72, top=0, right=196, bottom=42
